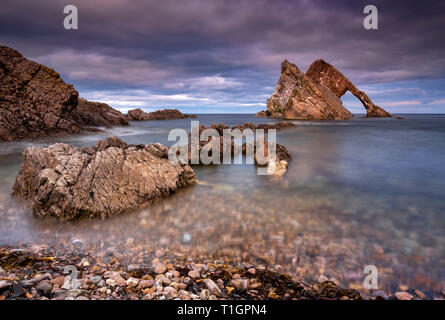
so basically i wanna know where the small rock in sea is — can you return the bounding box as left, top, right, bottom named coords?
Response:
left=154, top=264, right=167, bottom=274
left=90, top=276, right=101, bottom=284
left=105, top=279, right=115, bottom=286
left=374, top=290, right=388, bottom=299
left=166, top=270, right=180, bottom=279
left=200, top=289, right=210, bottom=300
left=247, top=268, right=256, bottom=275
left=72, top=239, right=84, bottom=248
left=138, top=280, right=155, bottom=289
left=216, top=279, right=224, bottom=289
left=399, top=284, right=409, bottom=291
left=190, top=294, right=199, bottom=300
left=104, top=272, right=126, bottom=286
left=183, top=277, right=191, bottom=284
left=209, top=295, right=217, bottom=300
left=414, top=289, right=426, bottom=299
left=155, top=250, right=164, bottom=258
left=317, top=275, right=329, bottom=283
left=229, top=279, right=249, bottom=291
left=183, top=233, right=192, bottom=243
left=395, top=291, right=414, bottom=300
left=188, top=270, right=200, bottom=279
left=61, top=278, right=73, bottom=290
left=50, top=276, right=65, bottom=287
left=106, top=289, right=112, bottom=295
left=163, top=286, right=177, bottom=299
left=204, top=278, right=222, bottom=295
left=82, top=261, right=90, bottom=268
left=0, top=281, right=12, bottom=290
left=0, top=266, right=5, bottom=276
left=158, top=276, right=171, bottom=286
left=36, top=281, right=52, bottom=295
left=249, top=282, right=262, bottom=289
left=97, top=280, right=105, bottom=287
left=125, top=277, right=140, bottom=287
left=76, top=296, right=89, bottom=300
left=127, top=264, right=141, bottom=272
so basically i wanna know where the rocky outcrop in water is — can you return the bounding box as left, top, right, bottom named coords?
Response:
left=184, top=123, right=292, bottom=177
left=0, top=46, right=128, bottom=141
left=72, top=98, right=129, bottom=128
left=263, top=60, right=352, bottom=120
left=258, top=59, right=393, bottom=120
left=232, top=121, right=296, bottom=132
left=306, top=59, right=392, bottom=117
left=127, top=108, right=196, bottom=121
left=12, top=137, right=197, bottom=220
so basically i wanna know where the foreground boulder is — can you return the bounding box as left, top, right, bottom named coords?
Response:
left=306, top=59, right=392, bottom=117
left=0, top=46, right=127, bottom=141
left=263, top=60, right=352, bottom=120
left=127, top=108, right=196, bottom=121
left=12, top=137, right=197, bottom=220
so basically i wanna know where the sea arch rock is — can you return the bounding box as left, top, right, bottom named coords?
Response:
left=264, top=60, right=352, bottom=120
left=306, top=59, right=392, bottom=117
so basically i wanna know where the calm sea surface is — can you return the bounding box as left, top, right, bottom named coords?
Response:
left=1, top=114, right=444, bottom=295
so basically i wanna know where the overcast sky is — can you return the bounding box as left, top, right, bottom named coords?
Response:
left=2, top=0, right=445, bottom=113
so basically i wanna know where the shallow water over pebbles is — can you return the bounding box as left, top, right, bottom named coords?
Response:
left=1, top=114, right=444, bottom=297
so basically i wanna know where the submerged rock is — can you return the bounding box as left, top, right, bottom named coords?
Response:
left=0, top=46, right=128, bottom=141
left=306, top=59, right=392, bottom=117
left=127, top=108, right=196, bottom=121
left=264, top=60, right=352, bottom=120
left=12, top=137, right=197, bottom=220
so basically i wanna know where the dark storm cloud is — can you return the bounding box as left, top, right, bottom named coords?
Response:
left=1, top=0, right=445, bottom=112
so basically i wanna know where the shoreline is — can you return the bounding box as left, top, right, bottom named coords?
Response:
left=0, top=242, right=436, bottom=300
left=0, top=243, right=357, bottom=300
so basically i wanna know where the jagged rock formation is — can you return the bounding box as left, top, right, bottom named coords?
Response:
left=264, top=60, right=352, bottom=120
left=72, top=98, right=129, bottom=128
left=12, top=137, right=197, bottom=220
left=127, top=108, right=196, bottom=121
left=306, top=59, right=392, bottom=117
left=0, top=46, right=128, bottom=141
left=0, top=46, right=80, bottom=141
left=126, top=108, right=151, bottom=121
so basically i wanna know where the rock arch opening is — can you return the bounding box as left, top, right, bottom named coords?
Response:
left=306, top=59, right=393, bottom=118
